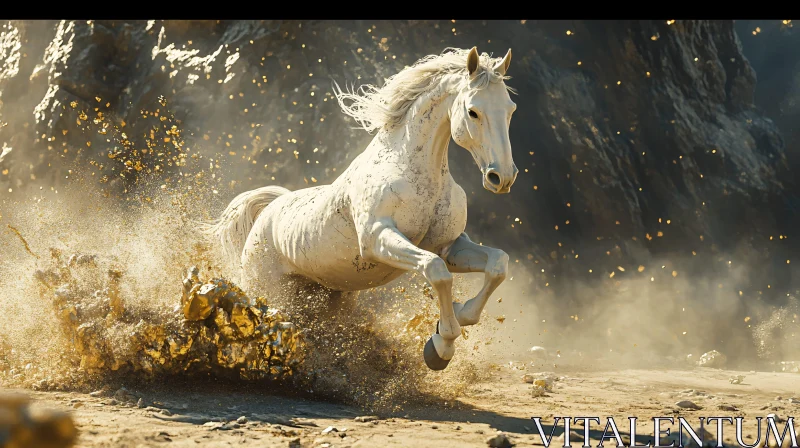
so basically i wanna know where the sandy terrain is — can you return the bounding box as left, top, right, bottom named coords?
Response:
left=4, top=364, right=798, bottom=447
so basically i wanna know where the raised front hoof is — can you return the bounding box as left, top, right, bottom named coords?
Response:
left=424, top=336, right=451, bottom=371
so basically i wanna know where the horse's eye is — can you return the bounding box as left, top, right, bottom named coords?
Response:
left=468, top=109, right=478, bottom=119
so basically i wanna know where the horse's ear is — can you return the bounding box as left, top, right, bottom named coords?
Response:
left=467, top=47, right=480, bottom=77
left=494, top=48, right=512, bottom=76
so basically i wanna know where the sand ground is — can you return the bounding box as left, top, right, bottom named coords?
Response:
left=4, top=364, right=798, bottom=447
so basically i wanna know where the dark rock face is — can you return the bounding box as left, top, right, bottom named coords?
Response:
left=735, top=20, right=800, bottom=243
left=0, top=20, right=794, bottom=298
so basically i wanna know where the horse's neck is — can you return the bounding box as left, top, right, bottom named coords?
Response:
left=391, top=82, right=456, bottom=179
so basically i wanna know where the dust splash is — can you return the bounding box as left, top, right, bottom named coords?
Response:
left=277, top=275, right=488, bottom=411
left=751, top=296, right=800, bottom=362
left=0, top=179, right=490, bottom=411
left=25, top=250, right=303, bottom=386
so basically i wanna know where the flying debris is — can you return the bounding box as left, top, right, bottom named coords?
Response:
left=33, top=249, right=304, bottom=382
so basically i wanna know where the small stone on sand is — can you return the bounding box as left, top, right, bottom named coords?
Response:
left=354, top=415, right=378, bottom=422
left=529, top=346, right=548, bottom=360
left=729, top=375, right=745, bottom=384
left=767, top=413, right=785, bottom=423
left=696, top=350, right=726, bottom=368
left=486, top=432, right=514, bottom=447
left=675, top=400, right=702, bottom=410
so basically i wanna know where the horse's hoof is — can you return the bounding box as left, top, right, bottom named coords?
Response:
left=424, top=336, right=450, bottom=371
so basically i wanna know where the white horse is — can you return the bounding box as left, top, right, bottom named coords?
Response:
left=208, top=47, right=517, bottom=370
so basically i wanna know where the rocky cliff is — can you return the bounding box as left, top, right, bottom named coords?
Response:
left=0, top=20, right=795, bottom=301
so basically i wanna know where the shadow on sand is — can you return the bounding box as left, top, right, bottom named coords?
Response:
left=125, top=377, right=657, bottom=446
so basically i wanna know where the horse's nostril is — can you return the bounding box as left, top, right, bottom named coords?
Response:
left=487, top=172, right=501, bottom=186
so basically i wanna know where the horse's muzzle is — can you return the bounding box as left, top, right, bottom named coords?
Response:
left=482, top=165, right=518, bottom=194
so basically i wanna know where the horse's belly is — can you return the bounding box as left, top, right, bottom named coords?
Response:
left=271, top=193, right=406, bottom=291
left=306, top=258, right=406, bottom=291
left=288, top=225, right=407, bottom=291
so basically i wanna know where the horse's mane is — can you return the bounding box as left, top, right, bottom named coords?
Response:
left=333, top=47, right=514, bottom=134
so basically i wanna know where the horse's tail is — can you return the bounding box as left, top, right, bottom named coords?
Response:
left=202, top=186, right=290, bottom=268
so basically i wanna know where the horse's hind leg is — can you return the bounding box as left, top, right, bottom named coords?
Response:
left=442, top=232, right=509, bottom=326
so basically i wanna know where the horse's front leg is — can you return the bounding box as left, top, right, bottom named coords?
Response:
left=441, top=232, right=509, bottom=327
left=358, top=220, right=460, bottom=370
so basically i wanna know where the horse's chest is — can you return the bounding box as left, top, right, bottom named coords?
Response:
left=394, top=183, right=467, bottom=250
left=392, top=196, right=436, bottom=242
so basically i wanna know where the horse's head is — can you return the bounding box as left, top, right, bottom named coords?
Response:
left=450, top=47, right=517, bottom=194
